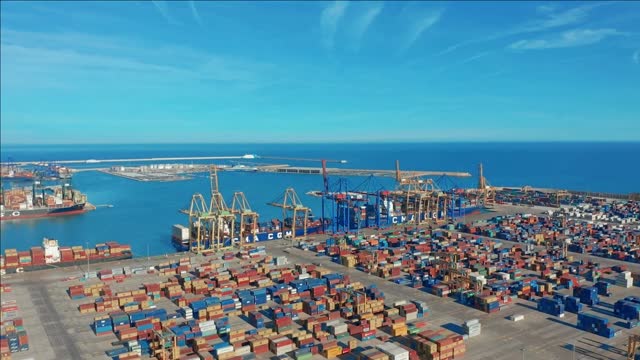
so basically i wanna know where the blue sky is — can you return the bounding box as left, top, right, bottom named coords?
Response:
left=1, top=1, right=639, bottom=144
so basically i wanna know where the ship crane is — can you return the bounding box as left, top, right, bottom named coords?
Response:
left=231, top=192, right=258, bottom=248
left=477, top=163, right=496, bottom=207
left=267, top=188, right=309, bottom=243
left=187, top=165, right=235, bottom=254
left=553, top=189, right=570, bottom=207
left=187, top=193, right=212, bottom=254
left=208, top=165, right=235, bottom=251
left=391, top=160, right=449, bottom=226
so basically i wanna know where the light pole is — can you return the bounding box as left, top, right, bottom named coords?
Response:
left=86, top=241, right=90, bottom=275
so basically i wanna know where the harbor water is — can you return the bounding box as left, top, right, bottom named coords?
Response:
left=1, top=142, right=638, bottom=256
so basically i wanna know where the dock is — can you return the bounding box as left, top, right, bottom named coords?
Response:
left=259, top=165, right=472, bottom=178
left=74, top=163, right=472, bottom=181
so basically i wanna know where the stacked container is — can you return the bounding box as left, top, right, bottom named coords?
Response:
left=615, top=271, right=633, bottom=288
left=377, top=343, right=410, bottom=360
left=463, top=319, right=481, bottom=337
left=537, top=297, right=565, bottom=317
left=576, top=313, right=615, bottom=338
left=573, top=287, right=599, bottom=306
left=93, top=315, right=113, bottom=335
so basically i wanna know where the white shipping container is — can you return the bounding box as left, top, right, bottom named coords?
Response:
left=234, top=345, right=251, bottom=355
left=215, top=346, right=234, bottom=355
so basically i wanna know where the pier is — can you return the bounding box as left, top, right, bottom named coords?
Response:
left=3, top=155, right=256, bottom=166
left=77, top=163, right=472, bottom=182
left=259, top=165, right=472, bottom=178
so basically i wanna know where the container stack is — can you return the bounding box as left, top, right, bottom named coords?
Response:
left=614, top=298, right=640, bottom=321
left=576, top=313, right=615, bottom=338
left=327, top=320, right=348, bottom=339
left=269, top=336, right=294, bottom=356
left=411, top=300, right=430, bottom=317
left=537, top=297, right=565, bottom=317
left=615, top=271, right=633, bottom=288
left=573, top=286, right=599, bottom=306
left=564, top=296, right=584, bottom=314
left=594, top=281, right=612, bottom=296
left=378, top=342, right=410, bottom=360
left=93, top=315, right=113, bottom=336
left=400, top=329, right=466, bottom=360
left=463, top=319, right=481, bottom=337
left=359, top=348, right=390, bottom=360
left=248, top=311, right=265, bottom=329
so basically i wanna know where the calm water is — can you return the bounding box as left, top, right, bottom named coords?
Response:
left=1, top=142, right=638, bottom=256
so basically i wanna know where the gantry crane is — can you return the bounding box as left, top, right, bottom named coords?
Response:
left=187, top=165, right=235, bottom=253
left=477, top=163, right=496, bottom=207
left=208, top=165, right=235, bottom=251
left=188, top=193, right=213, bottom=253
left=545, top=236, right=568, bottom=259
left=429, top=251, right=483, bottom=293
left=340, top=287, right=370, bottom=315
left=267, top=188, right=310, bottom=243
left=231, top=191, right=258, bottom=248
left=552, top=189, right=570, bottom=207
left=628, top=334, right=640, bottom=360
left=151, top=329, right=178, bottom=360
left=391, top=161, right=448, bottom=226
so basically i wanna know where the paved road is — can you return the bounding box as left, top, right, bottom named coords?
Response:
left=27, top=286, right=83, bottom=360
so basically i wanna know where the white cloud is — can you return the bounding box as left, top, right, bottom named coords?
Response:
left=458, top=51, right=491, bottom=65
left=320, top=1, right=349, bottom=50
left=189, top=1, right=203, bottom=27
left=634, top=50, right=640, bottom=64
left=151, top=0, right=179, bottom=25
left=403, top=9, right=443, bottom=52
left=437, top=2, right=611, bottom=56
left=0, top=29, right=274, bottom=90
left=509, top=28, right=625, bottom=50
left=536, top=4, right=557, bottom=14
left=350, top=3, right=383, bottom=51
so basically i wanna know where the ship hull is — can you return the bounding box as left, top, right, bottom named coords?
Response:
left=448, top=205, right=483, bottom=218
left=1, top=203, right=86, bottom=221
left=0, top=176, right=35, bottom=182
left=172, top=225, right=323, bottom=251
left=2, top=252, right=133, bottom=274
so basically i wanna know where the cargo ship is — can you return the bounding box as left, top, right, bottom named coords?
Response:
left=0, top=238, right=133, bottom=274
left=308, top=189, right=483, bottom=231
left=0, top=166, right=35, bottom=182
left=172, top=216, right=325, bottom=251
left=0, top=183, right=87, bottom=220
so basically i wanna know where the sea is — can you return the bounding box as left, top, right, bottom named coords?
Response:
left=1, top=142, right=638, bottom=256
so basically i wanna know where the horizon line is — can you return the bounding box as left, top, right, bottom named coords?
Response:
left=2, top=140, right=640, bottom=146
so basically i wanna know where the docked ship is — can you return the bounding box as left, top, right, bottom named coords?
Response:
left=172, top=215, right=325, bottom=251
left=0, top=183, right=88, bottom=220
left=0, top=166, right=36, bottom=182
left=308, top=188, right=483, bottom=231
left=0, top=238, right=133, bottom=274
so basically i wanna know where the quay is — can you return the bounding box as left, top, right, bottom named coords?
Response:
left=259, top=165, right=472, bottom=178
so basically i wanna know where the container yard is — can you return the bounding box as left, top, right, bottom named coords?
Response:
left=1, top=163, right=639, bottom=359
left=1, top=217, right=639, bottom=360
left=457, top=200, right=640, bottom=264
